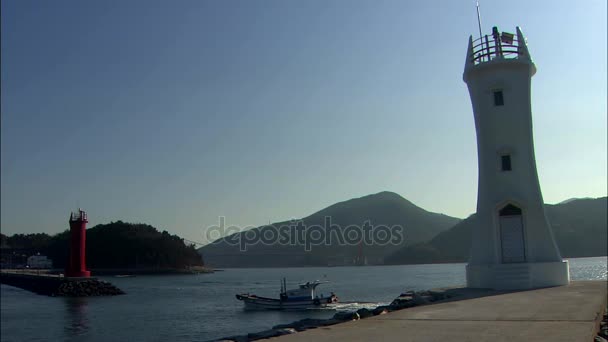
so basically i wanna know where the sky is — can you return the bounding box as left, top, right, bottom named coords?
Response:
left=1, top=0, right=606, bottom=244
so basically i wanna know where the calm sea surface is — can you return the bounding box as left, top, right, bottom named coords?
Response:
left=1, top=257, right=606, bottom=342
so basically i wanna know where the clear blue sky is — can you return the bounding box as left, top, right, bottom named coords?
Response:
left=2, top=0, right=606, bottom=243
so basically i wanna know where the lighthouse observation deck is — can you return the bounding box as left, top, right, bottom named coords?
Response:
left=469, top=27, right=529, bottom=65
left=70, top=209, right=87, bottom=222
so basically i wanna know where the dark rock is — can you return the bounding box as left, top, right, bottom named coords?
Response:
left=276, top=328, right=297, bottom=335
left=595, top=308, right=608, bottom=341
left=389, top=290, right=435, bottom=309
left=273, top=318, right=328, bottom=331
left=215, top=336, right=248, bottom=342
left=412, top=293, right=431, bottom=305
left=297, top=318, right=326, bottom=326
left=391, top=295, right=413, bottom=303
left=317, top=319, right=342, bottom=326
left=389, top=296, right=416, bottom=310
left=52, top=279, right=124, bottom=297
left=428, top=290, right=450, bottom=301
left=356, top=308, right=373, bottom=319
left=248, top=329, right=282, bottom=340
left=333, top=311, right=360, bottom=321
left=372, top=306, right=389, bottom=316
left=294, top=318, right=326, bottom=331
left=272, top=323, right=292, bottom=330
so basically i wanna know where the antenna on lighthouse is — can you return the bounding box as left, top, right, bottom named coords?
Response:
left=476, top=0, right=483, bottom=41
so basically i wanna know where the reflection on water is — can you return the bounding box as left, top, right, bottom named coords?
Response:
left=64, top=297, right=89, bottom=338
left=567, top=257, right=608, bottom=280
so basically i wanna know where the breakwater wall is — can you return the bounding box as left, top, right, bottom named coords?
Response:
left=0, top=272, right=124, bottom=296
left=210, top=289, right=453, bottom=342
left=90, top=266, right=215, bottom=275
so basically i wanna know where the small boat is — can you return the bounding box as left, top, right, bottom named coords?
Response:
left=236, top=278, right=339, bottom=310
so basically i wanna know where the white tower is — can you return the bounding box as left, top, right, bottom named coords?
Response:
left=463, top=26, right=570, bottom=290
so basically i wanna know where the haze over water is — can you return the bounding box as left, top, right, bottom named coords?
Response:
left=1, top=257, right=605, bottom=342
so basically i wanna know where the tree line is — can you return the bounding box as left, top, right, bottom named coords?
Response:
left=1, top=221, right=204, bottom=270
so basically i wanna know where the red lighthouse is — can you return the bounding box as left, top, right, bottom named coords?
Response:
left=66, top=209, right=91, bottom=278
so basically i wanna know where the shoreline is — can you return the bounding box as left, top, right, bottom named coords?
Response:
left=0, top=271, right=124, bottom=296
left=210, top=286, right=492, bottom=342
left=203, top=255, right=608, bottom=269
left=90, top=266, right=216, bottom=275
left=0, top=266, right=217, bottom=276
left=211, top=281, right=608, bottom=342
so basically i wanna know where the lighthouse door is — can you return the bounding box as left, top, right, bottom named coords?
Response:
left=499, top=204, right=526, bottom=263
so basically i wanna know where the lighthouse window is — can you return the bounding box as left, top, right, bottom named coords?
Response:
left=501, top=155, right=512, bottom=171
left=493, top=90, right=504, bottom=106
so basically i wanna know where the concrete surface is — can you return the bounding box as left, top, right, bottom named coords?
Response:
left=275, top=281, right=607, bottom=342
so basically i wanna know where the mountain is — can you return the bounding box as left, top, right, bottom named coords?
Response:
left=558, top=197, right=593, bottom=205
left=385, top=197, right=607, bottom=264
left=199, top=191, right=460, bottom=267
left=546, top=197, right=607, bottom=257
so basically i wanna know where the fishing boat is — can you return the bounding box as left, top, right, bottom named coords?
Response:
left=235, top=278, right=338, bottom=310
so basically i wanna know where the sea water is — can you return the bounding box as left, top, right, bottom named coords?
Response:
left=1, top=257, right=606, bottom=342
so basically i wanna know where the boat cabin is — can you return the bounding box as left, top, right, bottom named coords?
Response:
left=280, top=280, right=327, bottom=301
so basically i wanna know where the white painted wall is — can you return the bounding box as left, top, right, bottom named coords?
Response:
left=463, top=27, right=569, bottom=289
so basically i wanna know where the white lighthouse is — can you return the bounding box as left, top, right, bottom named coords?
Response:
left=463, top=26, right=570, bottom=290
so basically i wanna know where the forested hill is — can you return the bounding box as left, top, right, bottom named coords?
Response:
left=0, top=221, right=203, bottom=270
left=199, top=191, right=460, bottom=267
left=385, top=197, right=608, bottom=264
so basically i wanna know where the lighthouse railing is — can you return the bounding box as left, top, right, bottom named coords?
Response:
left=70, top=210, right=87, bottom=221
left=471, top=34, right=521, bottom=65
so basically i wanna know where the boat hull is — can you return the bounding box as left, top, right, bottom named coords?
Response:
left=236, top=294, right=333, bottom=310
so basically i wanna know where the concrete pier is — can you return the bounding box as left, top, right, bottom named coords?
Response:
left=0, top=270, right=124, bottom=296
left=275, top=281, right=607, bottom=342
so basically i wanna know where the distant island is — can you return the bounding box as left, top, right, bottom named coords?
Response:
left=0, top=221, right=206, bottom=275
left=199, top=192, right=607, bottom=267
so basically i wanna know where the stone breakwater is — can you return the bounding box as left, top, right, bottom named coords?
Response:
left=597, top=308, right=608, bottom=342
left=90, top=266, right=215, bottom=275
left=210, top=290, right=452, bottom=342
left=54, top=279, right=124, bottom=296
left=0, top=272, right=124, bottom=297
